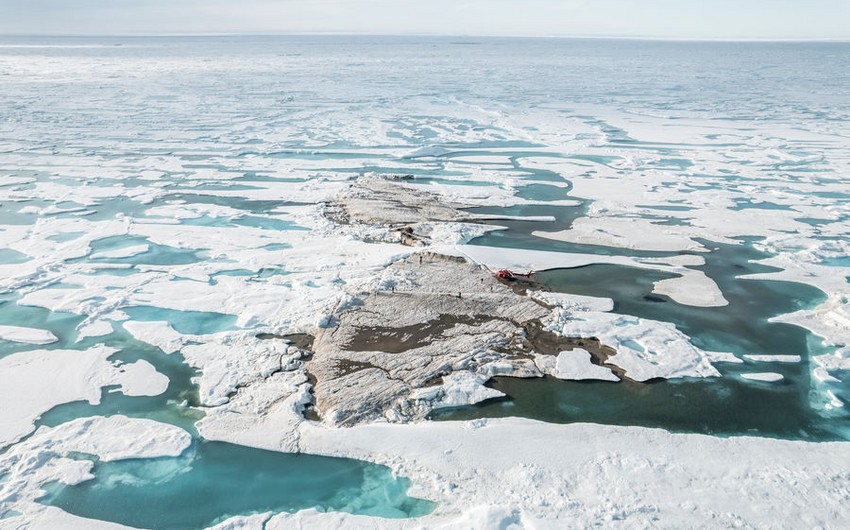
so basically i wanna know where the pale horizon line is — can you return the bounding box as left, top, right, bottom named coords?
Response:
left=1, top=31, right=849, bottom=44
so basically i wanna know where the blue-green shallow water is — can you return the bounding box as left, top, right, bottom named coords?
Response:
left=82, top=236, right=203, bottom=266
left=29, top=326, right=434, bottom=527
left=121, top=306, right=239, bottom=335
left=536, top=242, right=827, bottom=359
left=0, top=249, right=30, bottom=265
left=465, top=203, right=680, bottom=259
left=35, top=326, right=202, bottom=433
left=435, top=239, right=850, bottom=441
left=0, top=293, right=86, bottom=358
left=40, top=441, right=434, bottom=530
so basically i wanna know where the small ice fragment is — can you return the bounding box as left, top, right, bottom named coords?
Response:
left=740, top=372, right=784, bottom=383
left=743, top=355, right=802, bottom=363
left=554, top=349, right=619, bottom=382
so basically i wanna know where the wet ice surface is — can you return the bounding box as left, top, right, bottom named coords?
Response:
left=1, top=36, right=849, bottom=528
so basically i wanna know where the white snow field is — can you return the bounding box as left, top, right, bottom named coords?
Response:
left=0, top=35, right=849, bottom=528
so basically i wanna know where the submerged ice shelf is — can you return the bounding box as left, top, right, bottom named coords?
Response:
left=0, top=35, right=849, bottom=529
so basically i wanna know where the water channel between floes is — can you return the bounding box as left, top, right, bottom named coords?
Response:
left=436, top=214, right=848, bottom=441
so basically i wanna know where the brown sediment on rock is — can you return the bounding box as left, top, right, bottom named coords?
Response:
left=322, top=177, right=488, bottom=247
left=523, top=320, right=614, bottom=359
left=305, top=251, right=622, bottom=427
left=496, top=273, right=546, bottom=296
left=399, top=230, right=421, bottom=247
left=521, top=322, right=627, bottom=379
left=328, top=177, right=477, bottom=226
left=344, top=314, right=502, bottom=354
left=332, top=358, right=380, bottom=377
left=300, top=179, right=625, bottom=426
left=256, top=332, right=315, bottom=351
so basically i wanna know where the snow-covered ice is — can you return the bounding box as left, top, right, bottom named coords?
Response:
left=743, top=354, right=802, bottom=363
left=0, top=416, right=191, bottom=529
left=0, top=347, right=169, bottom=446
left=412, top=371, right=507, bottom=410
left=550, top=349, right=620, bottom=382
left=541, top=305, right=723, bottom=381
left=740, top=372, right=785, bottom=383
left=0, top=326, right=58, bottom=345
left=295, top=418, right=850, bottom=529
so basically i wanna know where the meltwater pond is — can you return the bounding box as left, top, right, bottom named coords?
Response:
left=0, top=293, right=85, bottom=357
left=121, top=306, right=240, bottom=335
left=41, top=441, right=434, bottom=530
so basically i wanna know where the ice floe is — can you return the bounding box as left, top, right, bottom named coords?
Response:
left=0, top=325, right=57, bottom=345
left=89, top=244, right=149, bottom=260
left=534, top=217, right=702, bottom=252
left=0, top=416, right=191, bottom=528
left=0, top=347, right=169, bottom=446
left=740, top=372, right=784, bottom=383
left=536, top=348, right=620, bottom=382
left=743, top=354, right=802, bottom=363
left=412, top=371, right=506, bottom=410
left=112, top=360, right=170, bottom=397
left=539, top=297, right=724, bottom=381
left=297, top=417, right=850, bottom=529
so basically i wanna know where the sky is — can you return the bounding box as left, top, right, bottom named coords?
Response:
left=0, top=0, right=848, bottom=40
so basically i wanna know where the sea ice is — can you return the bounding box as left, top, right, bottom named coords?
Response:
left=0, top=325, right=58, bottom=345
left=112, top=360, right=170, bottom=397
left=196, top=370, right=311, bottom=453
left=298, top=417, right=850, bottom=529
left=0, top=416, right=191, bottom=529
left=543, top=310, right=722, bottom=381
left=533, top=216, right=702, bottom=252
left=0, top=347, right=169, bottom=446
left=551, top=349, right=619, bottom=381
left=89, top=244, right=149, bottom=260
left=740, top=372, right=784, bottom=383
left=412, top=371, right=506, bottom=410
left=528, top=290, right=615, bottom=312
left=2, top=37, right=850, bottom=530
left=743, top=354, right=802, bottom=363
